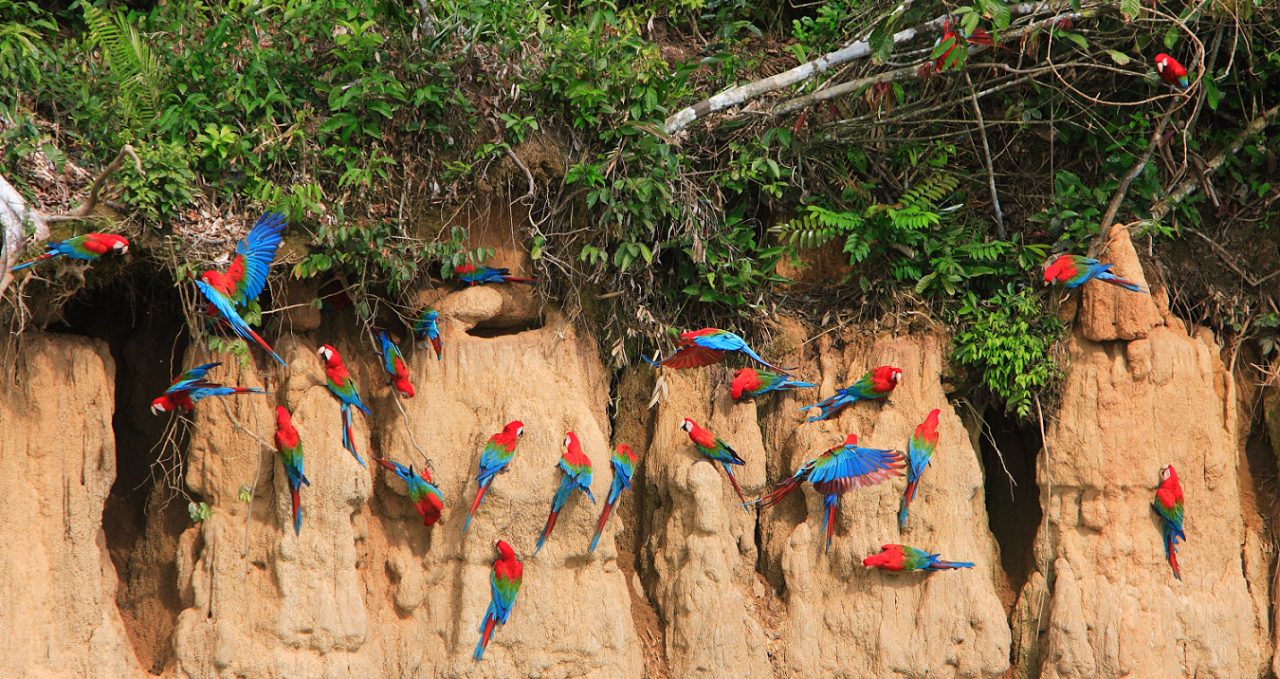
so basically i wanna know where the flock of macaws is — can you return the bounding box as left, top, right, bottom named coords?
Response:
left=9, top=212, right=1184, bottom=662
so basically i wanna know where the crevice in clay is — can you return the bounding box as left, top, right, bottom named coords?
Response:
left=464, top=314, right=544, bottom=338
left=977, top=407, right=1043, bottom=613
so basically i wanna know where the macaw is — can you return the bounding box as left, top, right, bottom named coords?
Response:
left=535, top=432, right=597, bottom=555
left=10, top=233, right=129, bottom=271
left=756, top=434, right=904, bottom=552
left=1153, top=464, right=1185, bottom=580
left=317, top=344, right=371, bottom=467
left=679, top=418, right=748, bottom=504
left=645, top=328, right=790, bottom=372
left=376, top=456, right=444, bottom=529
left=376, top=330, right=414, bottom=398
left=455, top=262, right=536, bottom=286
left=274, top=406, right=311, bottom=536
left=863, top=543, right=974, bottom=572
left=149, top=362, right=265, bottom=414
left=799, top=366, right=902, bottom=422
left=590, top=444, right=638, bottom=553
left=730, top=367, right=816, bottom=401
left=1042, top=254, right=1147, bottom=293
left=899, top=408, right=940, bottom=529
left=933, top=22, right=962, bottom=72
left=194, top=212, right=288, bottom=366
left=414, top=308, right=443, bottom=360
left=474, top=539, right=523, bottom=661
left=464, top=420, right=525, bottom=532
left=1154, top=53, right=1190, bottom=90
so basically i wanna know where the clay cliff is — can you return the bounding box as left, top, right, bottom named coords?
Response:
left=0, top=230, right=1274, bottom=678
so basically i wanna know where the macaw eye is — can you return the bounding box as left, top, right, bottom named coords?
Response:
left=563, top=436, right=571, bottom=448
left=516, top=427, right=524, bottom=437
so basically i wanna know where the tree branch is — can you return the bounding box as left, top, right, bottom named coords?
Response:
left=967, top=72, right=1004, bottom=237
left=1097, top=112, right=1171, bottom=243
left=44, top=144, right=142, bottom=223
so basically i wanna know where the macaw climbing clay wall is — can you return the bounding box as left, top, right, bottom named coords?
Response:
left=0, top=228, right=1275, bottom=678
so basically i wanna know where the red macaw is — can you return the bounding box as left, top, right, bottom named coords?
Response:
left=590, top=444, right=638, bottom=553
left=376, top=456, right=443, bottom=529
left=317, top=344, right=371, bottom=467
left=534, top=432, right=596, bottom=555
left=195, top=212, right=288, bottom=366
left=863, top=544, right=974, bottom=572
left=1043, top=254, right=1146, bottom=292
left=10, top=233, right=129, bottom=271
left=645, top=328, right=790, bottom=372
left=150, top=362, right=264, bottom=414
left=474, top=539, right=523, bottom=660
left=376, top=330, right=414, bottom=398
left=730, top=367, right=816, bottom=401
left=464, top=420, right=525, bottom=532
left=799, top=366, right=902, bottom=422
left=899, top=408, right=940, bottom=529
left=1153, top=464, right=1185, bottom=580
left=455, top=262, right=536, bottom=286
left=679, top=418, right=748, bottom=504
left=274, top=406, right=310, bottom=536
left=1154, top=53, right=1190, bottom=90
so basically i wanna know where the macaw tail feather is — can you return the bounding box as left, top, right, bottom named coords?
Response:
left=898, top=480, right=919, bottom=529
left=431, top=337, right=442, bottom=360
left=928, top=560, right=974, bottom=571
left=1163, top=524, right=1183, bottom=580
left=783, top=379, right=818, bottom=390
left=245, top=326, right=287, bottom=366
left=821, top=498, right=838, bottom=553
left=721, top=463, right=748, bottom=505
left=474, top=614, right=497, bottom=660
left=1097, top=271, right=1147, bottom=293
left=501, top=275, right=537, bottom=284
left=756, top=471, right=809, bottom=509
left=739, top=346, right=794, bottom=374
left=535, top=508, right=560, bottom=555
left=799, top=393, right=854, bottom=422
left=589, top=499, right=616, bottom=553
left=464, top=482, right=491, bottom=533
left=291, top=488, right=302, bottom=536
left=232, top=387, right=266, bottom=395
left=340, top=407, right=365, bottom=467
left=10, top=253, right=55, bottom=271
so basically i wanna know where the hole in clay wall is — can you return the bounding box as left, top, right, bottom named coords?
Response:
left=465, top=314, right=545, bottom=338
left=53, top=269, right=189, bottom=675
left=977, top=407, right=1043, bottom=611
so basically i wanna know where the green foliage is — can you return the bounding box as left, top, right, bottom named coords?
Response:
left=679, top=209, right=789, bottom=306
left=83, top=4, right=163, bottom=137
left=952, top=285, right=1064, bottom=418
left=187, top=501, right=212, bottom=523
left=116, top=142, right=197, bottom=225
left=0, top=1, right=53, bottom=103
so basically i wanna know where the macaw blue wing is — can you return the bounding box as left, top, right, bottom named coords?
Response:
left=196, top=279, right=287, bottom=366
left=809, top=445, right=902, bottom=487
left=166, top=362, right=222, bottom=395
left=230, top=212, right=286, bottom=306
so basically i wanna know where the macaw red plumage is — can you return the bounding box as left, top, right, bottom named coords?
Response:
left=195, top=213, right=288, bottom=366
left=1153, top=464, right=1185, bottom=580
left=730, top=367, right=817, bottom=401
left=274, top=407, right=311, bottom=535
left=680, top=417, right=748, bottom=504
left=645, top=328, right=790, bottom=372
left=1154, top=53, right=1190, bottom=90
left=464, top=420, right=525, bottom=532
left=799, top=365, right=902, bottom=422
left=454, top=262, right=537, bottom=286
left=150, top=362, right=265, bottom=414
left=757, top=433, right=904, bottom=552
left=10, top=233, right=129, bottom=271
left=590, top=444, right=638, bottom=553
left=318, top=344, right=371, bottom=467
left=863, top=544, right=974, bottom=572
left=376, top=330, right=414, bottom=398
left=475, top=539, right=523, bottom=661
left=1043, top=254, right=1146, bottom=292
left=376, top=456, right=444, bottom=529
left=899, top=408, right=940, bottom=529
left=534, top=432, right=596, bottom=555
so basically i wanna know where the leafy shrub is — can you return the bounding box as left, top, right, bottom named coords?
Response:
left=117, top=141, right=197, bottom=225
left=952, top=285, right=1064, bottom=418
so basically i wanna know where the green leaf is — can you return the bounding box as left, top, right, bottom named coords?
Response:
left=1106, top=50, right=1131, bottom=66
left=1120, top=0, right=1141, bottom=21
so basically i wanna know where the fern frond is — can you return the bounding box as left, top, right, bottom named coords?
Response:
left=900, top=173, right=960, bottom=210
left=84, top=5, right=161, bottom=132
left=770, top=204, right=863, bottom=250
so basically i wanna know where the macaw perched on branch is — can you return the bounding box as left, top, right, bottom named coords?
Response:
left=414, top=308, right=443, bottom=360
left=863, top=544, right=974, bottom=572
left=1153, top=464, right=1186, bottom=580
left=799, top=366, right=902, bottom=422
left=318, top=344, right=371, bottom=467
left=1154, top=53, right=1190, bottom=90
left=376, top=330, right=414, bottom=398
left=644, top=328, right=790, bottom=372
left=1042, top=254, right=1147, bottom=293
left=149, top=362, right=265, bottom=414
left=474, top=539, right=523, bottom=661
left=274, top=406, right=310, bottom=535
left=376, top=456, right=444, bottom=529
left=464, top=420, right=525, bottom=532
left=730, top=367, right=816, bottom=401
left=455, top=262, right=536, bottom=286
left=10, top=233, right=129, bottom=271
left=195, top=212, right=288, bottom=366
left=680, top=418, right=748, bottom=504
left=535, top=432, right=596, bottom=555
left=590, top=444, right=638, bottom=553
left=899, top=408, right=940, bottom=529
left=756, top=434, right=904, bottom=553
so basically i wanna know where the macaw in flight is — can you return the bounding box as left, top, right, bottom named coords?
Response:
left=756, top=433, right=904, bottom=552
left=376, top=456, right=444, bottom=529
left=899, top=408, right=940, bottom=529
left=10, top=233, right=129, bottom=271
left=680, top=418, right=748, bottom=505
left=318, top=344, right=371, bottom=467
left=149, top=362, right=264, bottom=414
left=464, top=420, right=525, bottom=532
left=1042, top=254, right=1147, bottom=293
left=645, top=328, right=790, bottom=372
left=1154, top=53, right=1190, bottom=90
left=730, top=367, right=816, bottom=401
left=799, top=366, right=902, bottom=422
left=1153, top=464, right=1186, bottom=580
left=590, top=444, right=638, bottom=553
left=535, top=432, right=596, bottom=555
left=376, top=330, right=414, bottom=398
left=274, top=406, right=311, bottom=535
left=474, top=539, right=523, bottom=661
left=414, top=308, right=443, bottom=360
left=194, top=212, right=288, bottom=366
left=863, top=544, right=974, bottom=572
left=455, top=262, right=536, bottom=286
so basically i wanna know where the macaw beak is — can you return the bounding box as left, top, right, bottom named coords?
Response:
left=150, top=404, right=161, bottom=415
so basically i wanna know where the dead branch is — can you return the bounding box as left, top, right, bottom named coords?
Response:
left=967, top=72, right=1004, bottom=237
left=44, top=144, right=142, bottom=223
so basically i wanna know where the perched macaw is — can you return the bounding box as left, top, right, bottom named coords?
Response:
left=899, top=408, right=940, bottom=529
left=645, top=328, right=789, bottom=372
left=10, top=233, right=129, bottom=271
left=195, top=212, right=289, bottom=366
left=317, top=344, right=371, bottom=467
left=474, top=539, right=523, bottom=661
left=414, top=308, right=443, bottom=360
left=535, top=432, right=596, bottom=555
left=679, top=418, right=748, bottom=504
left=376, top=330, right=414, bottom=398
left=1153, top=464, right=1185, bottom=580
left=274, top=406, right=310, bottom=536
left=464, top=420, right=525, bottom=532
left=863, top=544, right=974, bottom=572
left=590, top=444, right=638, bottom=553
left=1154, top=53, right=1190, bottom=90
left=799, top=366, right=902, bottom=422
left=455, top=262, right=536, bottom=286
left=149, top=362, right=265, bottom=414
left=933, top=23, right=962, bottom=72
left=376, top=456, right=444, bottom=529
left=730, top=367, right=816, bottom=401
left=1042, top=254, right=1146, bottom=293
left=757, top=434, right=904, bottom=552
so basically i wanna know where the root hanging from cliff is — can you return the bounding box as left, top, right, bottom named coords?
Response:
left=977, top=407, right=1044, bottom=613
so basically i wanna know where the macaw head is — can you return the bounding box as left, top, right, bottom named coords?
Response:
left=679, top=417, right=697, bottom=434
left=392, top=376, right=415, bottom=399
left=730, top=368, right=757, bottom=401
left=421, top=309, right=439, bottom=323
left=871, top=366, right=903, bottom=392
left=503, top=420, right=525, bottom=439
left=842, top=433, right=859, bottom=446
left=862, top=544, right=904, bottom=569
left=495, top=539, right=516, bottom=560
left=1159, top=464, right=1178, bottom=484
left=317, top=344, right=339, bottom=367
left=275, top=406, right=293, bottom=429
left=1154, top=53, right=1170, bottom=74
left=1043, top=254, right=1072, bottom=285
left=563, top=431, right=580, bottom=453
left=96, top=234, right=130, bottom=253
left=149, top=395, right=172, bottom=415
left=922, top=408, right=941, bottom=430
